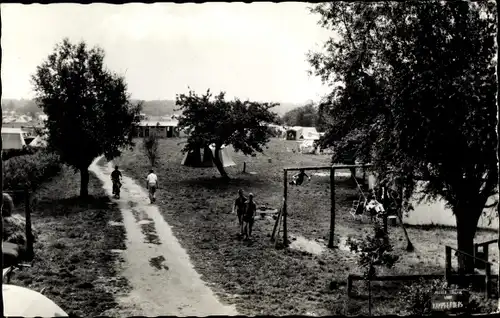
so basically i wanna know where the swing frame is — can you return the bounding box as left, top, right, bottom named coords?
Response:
left=275, top=163, right=372, bottom=248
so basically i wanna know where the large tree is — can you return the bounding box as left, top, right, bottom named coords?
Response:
left=308, top=2, right=498, bottom=273
left=32, top=39, right=142, bottom=198
left=176, top=89, right=279, bottom=178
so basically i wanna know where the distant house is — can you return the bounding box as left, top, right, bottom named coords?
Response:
left=1, top=127, right=27, bottom=150
left=134, top=120, right=183, bottom=138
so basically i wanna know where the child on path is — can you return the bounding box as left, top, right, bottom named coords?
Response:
left=146, top=169, right=159, bottom=203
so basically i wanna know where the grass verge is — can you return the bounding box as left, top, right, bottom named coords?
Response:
left=10, top=165, right=130, bottom=317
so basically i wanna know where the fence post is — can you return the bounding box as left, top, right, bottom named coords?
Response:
left=485, top=263, right=491, bottom=299
left=328, top=167, right=336, bottom=248
left=242, top=162, right=246, bottom=174
left=445, top=246, right=452, bottom=283
left=24, top=186, right=34, bottom=261
left=347, top=274, right=353, bottom=297
left=283, top=169, right=288, bottom=247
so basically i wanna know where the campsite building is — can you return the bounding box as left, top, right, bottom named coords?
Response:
left=1, top=127, right=27, bottom=150
left=134, top=119, right=187, bottom=138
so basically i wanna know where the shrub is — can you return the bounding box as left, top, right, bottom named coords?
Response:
left=2, top=146, right=39, bottom=161
left=142, top=131, right=159, bottom=167
left=3, top=150, right=62, bottom=192
left=399, top=278, right=493, bottom=315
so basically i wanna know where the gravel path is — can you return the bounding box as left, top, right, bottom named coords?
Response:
left=89, top=158, right=239, bottom=317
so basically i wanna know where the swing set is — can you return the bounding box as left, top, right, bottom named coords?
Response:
left=271, top=163, right=373, bottom=248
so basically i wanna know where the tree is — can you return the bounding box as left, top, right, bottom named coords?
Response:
left=282, top=102, right=326, bottom=130
left=176, top=89, right=279, bottom=179
left=308, top=2, right=497, bottom=273
left=31, top=38, right=142, bottom=198
left=143, top=127, right=159, bottom=167
left=347, top=223, right=399, bottom=315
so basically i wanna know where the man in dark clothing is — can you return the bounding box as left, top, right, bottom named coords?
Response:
left=289, top=169, right=311, bottom=186
left=243, top=193, right=257, bottom=240
left=111, top=165, right=122, bottom=196
left=232, top=189, right=247, bottom=235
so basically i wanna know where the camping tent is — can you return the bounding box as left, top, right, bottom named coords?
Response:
left=299, top=127, right=320, bottom=140
left=1, top=128, right=26, bottom=150
left=299, top=140, right=317, bottom=154
left=181, top=144, right=236, bottom=168
left=29, top=135, right=48, bottom=148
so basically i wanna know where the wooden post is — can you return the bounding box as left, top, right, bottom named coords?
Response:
left=347, top=275, right=353, bottom=297
left=486, top=262, right=492, bottom=299
left=328, top=167, right=336, bottom=248
left=283, top=169, right=288, bottom=247
left=24, top=187, right=34, bottom=261
left=243, top=162, right=247, bottom=174
left=445, top=246, right=452, bottom=283
left=270, top=204, right=283, bottom=242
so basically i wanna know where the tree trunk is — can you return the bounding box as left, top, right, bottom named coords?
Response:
left=212, top=146, right=229, bottom=179
left=80, top=167, right=90, bottom=198
left=455, top=206, right=482, bottom=274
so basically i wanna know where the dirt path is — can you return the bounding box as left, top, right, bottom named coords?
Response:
left=89, top=158, right=239, bottom=317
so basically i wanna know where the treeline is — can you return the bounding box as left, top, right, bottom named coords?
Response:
left=281, top=102, right=327, bottom=131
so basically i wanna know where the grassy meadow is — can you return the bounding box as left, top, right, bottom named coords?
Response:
left=8, top=166, right=130, bottom=317
left=112, top=137, right=497, bottom=315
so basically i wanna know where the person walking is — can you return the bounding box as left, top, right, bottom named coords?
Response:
left=146, top=169, right=159, bottom=203
left=232, top=189, right=247, bottom=236
left=243, top=193, right=257, bottom=240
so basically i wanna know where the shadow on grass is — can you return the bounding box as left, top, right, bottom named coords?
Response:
left=34, top=195, right=117, bottom=217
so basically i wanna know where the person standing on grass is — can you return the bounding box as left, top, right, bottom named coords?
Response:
left=232, top=189, right=247, bottom=235
left=243, top=193, right=257, bottom=240
left=289, top=169, right=311, bottom=186
left=146, top=169, right=159, bottom=203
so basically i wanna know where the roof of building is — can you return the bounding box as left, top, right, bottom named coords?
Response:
left=137, top=120, right=179, bottom=127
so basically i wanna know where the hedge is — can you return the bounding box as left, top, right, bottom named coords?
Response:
left=3, top=150, right=62, bottom=192
left=2, top=146, right=39, bottom=161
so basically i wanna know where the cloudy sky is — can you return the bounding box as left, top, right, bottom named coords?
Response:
left=1, top=3, right=332, bottom=103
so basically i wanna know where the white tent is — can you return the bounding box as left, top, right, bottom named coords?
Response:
left=30, top=135, right=48, bottom=148
left=1, top=128, right=26, bottom=150
left=299, top=127, right=321, bottom=140
left=209, top=144, right=236, bottom=167
left=181, top=144, right=236, bottom=168
left=299, top=140, right=317, bottom=154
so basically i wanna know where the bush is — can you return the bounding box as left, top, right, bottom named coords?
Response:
left=3, top=150, right=62, bottom=192
left=2, top=146, right=39, bottom=161
left=399, top=278, right=493, bottom=315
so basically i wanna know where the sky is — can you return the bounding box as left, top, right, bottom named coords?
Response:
left=1, top=3, right=333, bottom=104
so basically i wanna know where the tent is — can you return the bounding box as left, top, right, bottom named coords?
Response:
left=29, top=135, right=48, bottom=148
left=1, top=128, right=27, bottom=150
left=299, top=127, right=320, bottom=140
left=181, top=144, right=236, bottom=168
left=299, top=140, right=317, bottom=154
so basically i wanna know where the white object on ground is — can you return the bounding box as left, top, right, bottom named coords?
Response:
left=3, top=284, right=68, bottom=317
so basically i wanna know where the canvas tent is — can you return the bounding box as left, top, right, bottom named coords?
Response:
left=299, top=127, right=320, bottom=140
left=299, top=140, right=317, bottom=154
left=181, top=144, right=236, bottom=168
left=1, top=128, right=27, bottom=150
left=29, top=135, right=48, bottom=148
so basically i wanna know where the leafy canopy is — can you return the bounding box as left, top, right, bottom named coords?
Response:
left=176, top=89, right=280, bottom=155
left=31, top=38, right=142, bottom=169
left=308, top=1, right=497, bottom=211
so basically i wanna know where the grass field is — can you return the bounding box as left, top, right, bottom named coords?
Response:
left=8, top=165, right=130, bottom=317
left=112, top=138, right=497, bottom=316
